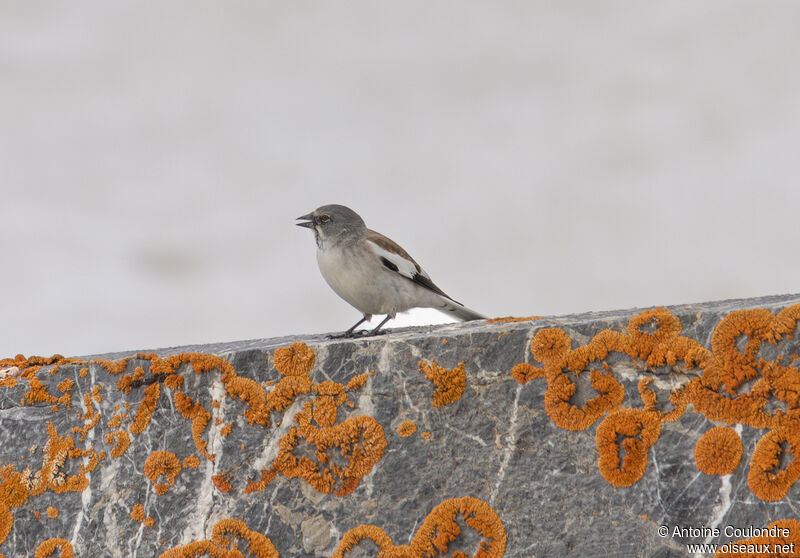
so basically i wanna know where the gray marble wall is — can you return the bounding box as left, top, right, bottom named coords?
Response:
left=2, top=293, right=800, bottom=556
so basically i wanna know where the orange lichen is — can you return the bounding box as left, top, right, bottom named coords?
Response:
left=398, top=420, right=417, bottom=437
left=419, top=360, right=467, bottom=407
left=421, top=431, right=431, bottom=440
left=273, top=342, right=315, bottom=377
left=225, top=375, right=270, bottom=427
left=596, top=409, right=662, bottom=487
left=264, top=375, right=312, bottom=416
left=748, top=423, right=800, bottom=502
left=509, top=305, right=800, bottom=493
left=156, top=353, right=236, bottom=377
left=159, top=518, right=279, bottom=558
left=220, top=423, right=232, bottom=437
left=71, top=393, right=101, bottom=441
left=345, top=373, right=368, bottom=392
left=0, top=465, right=28, bottom=507
left=24, top=376, right=70, bottom=409
left=144, top=451, right=181, bottom=495
left=79, top=367, right=88, bottom=378
left=106, top=413, right=125, bottom=429
left=0, top=336, right=496, bottom=552
left=244, top=469, right=278, bottom=494
left=130, top=503, right=154, bottom=528
left=694, top=427, right=743, bottom=476
left=56, top=379, right=73, bottom=393
left=715, top=519, right=800, bottom=558
left=530, top=327, right=572, bottom=366
left=331, top=525, right=397, bottom=557
left=636, top=378, right=689, bottom=423
left=129, top=383, right=161, bottom=434
left=692, top=305, right=800, bottom=430
left=27, top=422, right=90, bottom=496
left=163, top=373, right=183, bottom=390
left=91, top=358, right=128, bottom=375
left=116, top=366, right=145, bottom=393
left=105, top=430, right=131, bottom=458
left=331, top=497, right=505, bottom=558
left=525, top=326, right=631, bottom=431
left=212, top=473, right=233, bottom=493
left=183, top=455, right=200, bottom=469
left=412, top=496, right=506, bottom=557
left=545, top=367, right=624, bottom=432
left=312, top=382, right=347, bottom=427
left=33, top=538, right=74, bottom=558
left=173, top=391, right=214, bottom=461
left=509, top=362, right=546, bottom=385
left=0, top=501, right=12, bottom=547
left=273, top=403, right=387, bottom=496
left=79, top=449, right=102, bottom=474
left=45, top=506, right=58, bottom=518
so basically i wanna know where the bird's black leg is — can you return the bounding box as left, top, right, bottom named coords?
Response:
left=369, top=315, right=393, bottom=336
left=345, top=316, right=369, bottom=336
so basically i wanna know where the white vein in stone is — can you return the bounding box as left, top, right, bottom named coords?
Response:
left=252, top=398, right=303, bottom=470
left=650, top=448, right=666, bottom=515
left=401, top=379, right=420, bottom=414
left=70, top=365, right=97, bottom=551
left=703, top=424, right=741, bottom=544
left=378, top=342, right=392, bottom=375
left=356, top=375, right=376, bottom=418
left=131, top=513, right=145, bottom=558
left=445, top=423, right=487, bottom=447
left=490, top=383, right=522, bottom=506
left=182, top=379, right=227, bottom=542
left=184, top=455, right=216, bottom=542
left=208, top=379, right=226, bottom=457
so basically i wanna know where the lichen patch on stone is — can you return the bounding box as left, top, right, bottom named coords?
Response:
left=397, top=420, right=417, bottom=437
left=331, top=496, right=506, bottom=558
left=418, top=360, right=467, bottom=407
left=511, top=303, right=800, bottom=495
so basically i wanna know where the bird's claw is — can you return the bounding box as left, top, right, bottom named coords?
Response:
left=327, top=329, right=386, bottom=340
left=327, top=330, right=368, bottom=340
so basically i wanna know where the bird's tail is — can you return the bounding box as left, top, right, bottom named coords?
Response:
left=438, top=299, right=486, bottom=322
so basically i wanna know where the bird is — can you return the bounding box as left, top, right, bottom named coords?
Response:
left=296, top=204, right=486, bottom=337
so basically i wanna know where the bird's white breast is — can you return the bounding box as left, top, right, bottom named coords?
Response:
left=316, top=245, right=377, bottom=314
left=316, top=243, right=435, bottom=316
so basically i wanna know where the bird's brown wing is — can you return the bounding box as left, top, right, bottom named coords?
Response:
left=365, top=229, right=458, bottom=303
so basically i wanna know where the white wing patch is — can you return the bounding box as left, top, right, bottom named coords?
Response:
left=367, top=239, right=427, bottom=281
left=366, top=238, right=456, bottom=302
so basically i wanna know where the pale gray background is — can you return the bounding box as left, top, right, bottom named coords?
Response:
left=2, top=1, right=799, bottom=358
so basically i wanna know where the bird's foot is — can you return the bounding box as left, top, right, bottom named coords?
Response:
left=327, top=330, right=371, bottom=340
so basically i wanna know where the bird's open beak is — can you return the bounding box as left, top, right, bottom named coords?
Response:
left=296, top=213, right=315, bottom=229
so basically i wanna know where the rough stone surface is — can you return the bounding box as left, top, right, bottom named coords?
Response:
left=2, top=293, right=800, bottom=557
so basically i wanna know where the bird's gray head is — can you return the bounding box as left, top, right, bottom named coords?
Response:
left=296, top=204, right=367, bottom=248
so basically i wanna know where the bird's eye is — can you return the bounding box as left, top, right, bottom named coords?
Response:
left=320, top=215, right=330, bottom=223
